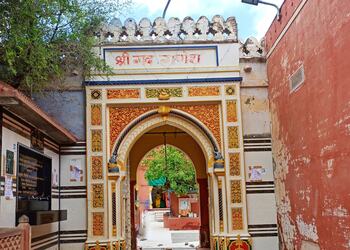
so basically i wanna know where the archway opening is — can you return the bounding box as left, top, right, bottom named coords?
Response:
left=128, top=125, right=210, bottom=249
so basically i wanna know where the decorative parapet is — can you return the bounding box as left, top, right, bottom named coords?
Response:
left=95, top=15, right=237, bottom=44
left=240, top=37, right=265, bottom=58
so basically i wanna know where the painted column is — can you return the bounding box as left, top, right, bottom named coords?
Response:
left=86, top=89, right=108, bottom=246
left=220, top=83, right=250, bottom=247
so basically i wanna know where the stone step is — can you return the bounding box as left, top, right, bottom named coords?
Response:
left=171, top=232, right=199, bottom=243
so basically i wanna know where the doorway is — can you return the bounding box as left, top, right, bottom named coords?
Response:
left=128, top=125, right=211, bottom=249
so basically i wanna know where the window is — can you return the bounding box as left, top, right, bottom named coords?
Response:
left=290, top=65, right=305, bottom=92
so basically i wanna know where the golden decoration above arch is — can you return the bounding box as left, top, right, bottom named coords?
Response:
left=108, top=103, right=222, bottom=152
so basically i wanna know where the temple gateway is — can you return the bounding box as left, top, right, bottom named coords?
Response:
left=83, top=15, right=277, bottom=249
left=0, top=15, right=277, bottom=250
left=2, top=0, right=349, bottom=248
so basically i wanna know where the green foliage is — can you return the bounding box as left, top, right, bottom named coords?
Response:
left=144, top=145, right=198, bottom=196
left=0, top=0, right=131, bottom=94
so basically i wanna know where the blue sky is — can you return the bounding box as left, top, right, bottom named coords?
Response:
left=121, top=0, right=283, bottom=40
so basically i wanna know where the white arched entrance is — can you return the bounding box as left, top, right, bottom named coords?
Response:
left=107, top=108, right=224, bottom=249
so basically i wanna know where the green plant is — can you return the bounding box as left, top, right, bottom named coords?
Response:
left=0, top=0, right=131, bottom=95
left=143, top=145, right=198, bottom=196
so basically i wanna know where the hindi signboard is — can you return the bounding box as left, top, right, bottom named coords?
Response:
left=104, top=46, right=218, bottom=70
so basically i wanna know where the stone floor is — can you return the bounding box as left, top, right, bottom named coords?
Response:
left=137, top=211, right=199, bottom=250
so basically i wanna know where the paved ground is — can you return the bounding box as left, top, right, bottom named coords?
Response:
left=137, top=210, right=199, bottom=250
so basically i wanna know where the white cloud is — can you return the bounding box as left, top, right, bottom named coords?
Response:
left=133, top=0, right=240, bottom=20
left=128, top=0, right=284, bottom=39
left=133, top=0, right=163, bottom=16
left=251, top=0, right=284, bottom=39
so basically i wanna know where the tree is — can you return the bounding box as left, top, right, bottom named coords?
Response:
left=0, top=0, right=131, bottom=95
left=143, top=145, right=198, bottom=196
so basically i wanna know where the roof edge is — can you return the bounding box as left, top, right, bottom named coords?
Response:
left=0, top=81, right=78, bottom=145
left=85, top=77, right=242, bottom=86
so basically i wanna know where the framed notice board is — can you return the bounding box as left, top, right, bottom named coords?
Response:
left=16, top=144, right=52, bottom=213
left=6, top=150, right=14, bottom=175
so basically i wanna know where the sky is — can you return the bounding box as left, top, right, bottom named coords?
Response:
left=121, top=0, right=284, bottom=41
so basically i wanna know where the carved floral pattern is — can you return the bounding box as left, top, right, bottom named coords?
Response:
left=219, top=237, right=226, bottom=249
left=225, top=86, right=235, bottom=96
left=107, top=89, right=140, bottom=99
left=87, top=245, right=108, bottom=250
left=91, top=104, right=102, bottom=126
left=188, top=86, right=220, bottom=96
left=93, top=212, right=104, bottom=236
left=91, top=89, right=102, bottom=100
left=109, top=106, right=156, bottom=150
left=111, top=241, right=126, bottom=250
left=92, top=184, right=104, bottom=208
left=230, top=180, right=242, bottom=203
left=109, top=104, right=221, bottom=150
left=229, top=153, right=240, bottom=176
left=117, top=115, right=213, bottom=164
left=228, top=126, right=239, bottom=148
left=145, top=88, right=182, bottom=98
left=226, top=100, right=237, bottom=122
left=91, top=156, right=103, bottom=179
left=232, top=208, right=243, bottom=230
left=173, top=104, right=221, bottom=146
left=91, top=130, right=102, bottom=152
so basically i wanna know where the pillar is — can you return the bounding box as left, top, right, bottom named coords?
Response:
left=198, top=178, right=210, bottom=248
left=130, top=180, right=136, bottom=250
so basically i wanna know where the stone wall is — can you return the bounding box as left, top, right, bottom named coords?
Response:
left=239, top=37, right=279, bottom=249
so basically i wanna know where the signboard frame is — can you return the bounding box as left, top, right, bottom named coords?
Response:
left=16, top=143, right=52, bottom=217
left=102, top=45, right=219, bottom=71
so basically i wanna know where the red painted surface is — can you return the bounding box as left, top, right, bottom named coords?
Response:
left=266, top=0, right=350, bottom=249
left=130, top=180, right=136, bottom=250
left=191, top=201, right=200, bottom=216
left=163, top=192, right=200, bottom=230
left=198, top=178, right=210, bottom=248
left=265, top=0, right=303, bottom=51
left=169, top=192, right=179, bottom=216
left=163, top=215, right=200, bottom=230
left=168, top=192, right=200, bottom=217
left=135, top=164, right=151, bottom=228
left=228, top=240, right=251, bottom=250
left=137, top=164, right=151, bottom=212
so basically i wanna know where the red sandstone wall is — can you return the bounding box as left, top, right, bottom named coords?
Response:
left=266, top=0, right=350, bottom=249
left=170, top=192, right=180, bottom=216
left=135, top=165, right=151, bottom=229
left=169, top=193, right=200, bottom=217
left=163, top=216, right=200, bottom=230
left=137, top=164, right=151, bottom=212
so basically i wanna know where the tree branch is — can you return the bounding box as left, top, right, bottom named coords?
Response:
left=50, top=10, right=63, bottom=42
